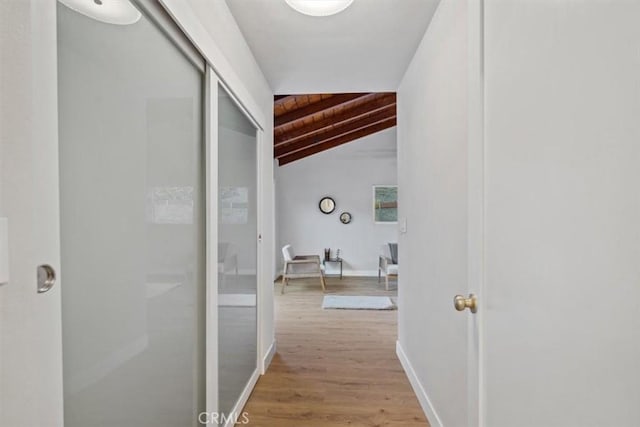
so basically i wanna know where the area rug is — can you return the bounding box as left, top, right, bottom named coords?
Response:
left=322, top=295, right=396, bottom=310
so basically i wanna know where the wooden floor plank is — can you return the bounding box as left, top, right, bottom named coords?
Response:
left=239, top=277, right=429, bottom=426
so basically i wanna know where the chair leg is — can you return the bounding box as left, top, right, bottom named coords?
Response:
left=282, top=262, right=288, bottom=295
left=378, top=268, right=381, bottom=283
left=320, top=274, right=326, bottom=292
left=385, top=274, right=389, bottom=291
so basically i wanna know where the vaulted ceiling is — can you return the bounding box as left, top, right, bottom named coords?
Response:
left=274, top=92, right=396, bottom=166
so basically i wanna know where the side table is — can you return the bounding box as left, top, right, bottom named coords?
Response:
left=322, top=258, right=343, bottom=279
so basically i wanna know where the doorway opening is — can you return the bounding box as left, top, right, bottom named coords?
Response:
left=240, top=93, right=426, bottom=425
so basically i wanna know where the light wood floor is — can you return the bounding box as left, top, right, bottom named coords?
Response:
left=239, top=276, right=429, bottom=426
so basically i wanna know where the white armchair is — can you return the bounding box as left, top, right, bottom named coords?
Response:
left=378, top=243, right=398, bottom=290
left=281, top=244, right=326, bottom=294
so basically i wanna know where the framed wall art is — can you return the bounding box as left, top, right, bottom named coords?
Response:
left=373, top=185, right=398, bottom=223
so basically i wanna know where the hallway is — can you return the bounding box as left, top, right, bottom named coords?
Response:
left=3, top=1, right=640, bottom=426
left=242, top=277, right=428, bottom=426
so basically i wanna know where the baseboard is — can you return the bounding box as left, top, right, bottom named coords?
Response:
left=340, top=270, right=378, bottom=277
left=261, top=339, right=276, bottom=374
left=275, top=270, right=379, bottom=279
left=396, top=340, right=444, bottom=427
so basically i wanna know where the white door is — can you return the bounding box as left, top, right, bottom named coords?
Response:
left=482, top=1, right=640, bottom=426
left=216, top=83, right=261, bottom=422
left=0, top=1, right=64, bottom=426
left=2, top=1, right=210, bottom=426
left=396, top=0, right=483, bottom=425
left=57, top=1, right=206, bottom=426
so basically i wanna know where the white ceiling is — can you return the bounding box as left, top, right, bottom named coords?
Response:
left=225, top=0, right=440, bottom=94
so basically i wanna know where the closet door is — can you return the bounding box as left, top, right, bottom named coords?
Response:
left=217, top=84, right=259, bottom=418
left=57, top=2, right=205, bottom=425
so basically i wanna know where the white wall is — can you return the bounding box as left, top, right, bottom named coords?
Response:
left=396, top=0, right=469, bottom=426
left=276, top=128, right=398, bottom=276
left=483, top=1, right=640, bottom=425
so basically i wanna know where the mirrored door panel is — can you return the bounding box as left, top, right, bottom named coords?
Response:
left=217, top=85, right=258, bottom=416
left=58, top=2, right=205, bottom=426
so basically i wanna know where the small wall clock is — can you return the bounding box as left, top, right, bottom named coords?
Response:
left=339, top=212, right=352, bottom=224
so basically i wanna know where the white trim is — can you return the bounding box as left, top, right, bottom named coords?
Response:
left=219, top=79, right=263, bottom=131
left=255, top=118, right=265, bottom=389
left=261, top=340, right=276, bottom=375
left=396, top=341, right=444, bottom=427
left=159, top=0, right=267, bottom=129
left=336, top=270, right=379, bottom=277
left=133, top=0, right=205, bottom=72
left=276, top=269, right=380, bottom=278
left=467, top=1, right=486, bottom=426
left=272, top=160, right=278, bottom=284
left=205, top=67, right=220, bottom=415
left=222, top=367, right=261, bottom=427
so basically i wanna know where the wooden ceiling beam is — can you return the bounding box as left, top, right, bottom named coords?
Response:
left=278, top=117, right=397, bottom=166
left=275, top=95, right=396, bottom=146
left=274, top=93, right=372, bottom=127
left=274, top=94, right=294, bottom=105
left=275, top=108, right=396, bottom=158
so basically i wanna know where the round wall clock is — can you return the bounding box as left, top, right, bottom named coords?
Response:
left=319, top=197, right=336, bottom=214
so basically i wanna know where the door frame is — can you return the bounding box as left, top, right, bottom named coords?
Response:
left=467, top=0, right=485, bottom=426
left=0, top=1, right=63, bottom=425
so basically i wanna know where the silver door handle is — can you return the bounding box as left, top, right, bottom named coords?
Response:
left=37, top=264, right=56, bottom=293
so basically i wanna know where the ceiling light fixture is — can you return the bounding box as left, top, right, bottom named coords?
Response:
left=285, top=0, right=354, bottom=17
left=59, top=0, right=141, bottom=25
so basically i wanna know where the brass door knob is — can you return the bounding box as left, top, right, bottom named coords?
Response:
left=453, top=293, right=477, bottom=313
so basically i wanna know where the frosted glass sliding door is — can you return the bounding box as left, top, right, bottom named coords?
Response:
left=217, top=85, right=258, bottom=416
left=57, top=2, right=205, bottom=426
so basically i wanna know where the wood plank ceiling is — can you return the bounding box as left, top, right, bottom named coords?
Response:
left=274, top=92, right=397, bottom=166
